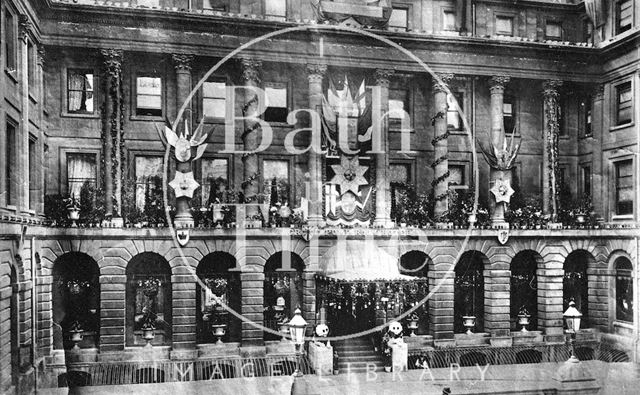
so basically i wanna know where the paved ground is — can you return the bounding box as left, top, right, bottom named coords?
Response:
left=38, top=361, right=640, bottom=394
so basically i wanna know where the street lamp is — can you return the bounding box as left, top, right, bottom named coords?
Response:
left=563, top=300, right=582, bottom=362
left=288, top=308, right=308, bottom=377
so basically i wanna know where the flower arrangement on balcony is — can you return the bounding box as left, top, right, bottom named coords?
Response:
left=273, top=277, right=291, bottom=296
left=137, top=278, right=162, bottom=296
left=561, top=196, right=596, bottom=228
left=392, top=183, right=433, bottom=227
left=205, top=278, right=228, bottom=296
left=64, top=279, right=91, bottom=295
left=505, top=197, right=548, bottom=229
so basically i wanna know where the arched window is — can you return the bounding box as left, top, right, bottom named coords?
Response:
left=126, top=253, right=172, bottom=346
left=264, top=252, right=304, bottom=341
left=400, top=251, right=430, bottom=335
left=400, top=251, right=429, bottom=278
left=510, top=251, right=539, bottom=331
left=454, top=251, right=485, bottom=333
left=563, top=251, right=591, bottom=328
left=196, top=252, right=241, bottom=343
left=615, top=257, right=633, bottom=323
left=52, top=252, right=100, bottom=349
left=10, top=265, right=19, bottom=387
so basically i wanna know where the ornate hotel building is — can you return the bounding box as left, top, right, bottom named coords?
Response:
left=0, top=0, right=638, bottom=392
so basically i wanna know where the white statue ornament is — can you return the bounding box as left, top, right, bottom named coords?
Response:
left=329, top=155, right=368, bottom=196
left=169, top=171, right=199, bottom=199
left=163, top=118, right=209, bottom=163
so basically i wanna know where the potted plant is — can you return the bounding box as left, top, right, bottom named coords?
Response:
left=206, top=277, right=228, bottom=297
left=517, top=306, right=531, bottom=332
left=141, top=314, right=156, bottom=347
left=137, top=278, right=162, bottom=297
left=65, top=279, right=90, bottom=295
left=64, top=196, right=81, bottom=227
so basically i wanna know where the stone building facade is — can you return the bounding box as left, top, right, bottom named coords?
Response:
left=0, top=0, right=639, bottom=392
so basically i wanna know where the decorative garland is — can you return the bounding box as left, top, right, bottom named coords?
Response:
left=544, top=89, right=560, bottom=219
left=431, top=128, right=451, bottom=201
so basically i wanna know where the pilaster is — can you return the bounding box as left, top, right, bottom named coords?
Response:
left=373, top=68, right=394, bottom=228
left=432, top=73, right=454, bottom=220
left=241, top=271, right=265, bottom=346
left=307, top=63, right=327, bottom=226
left=542, top=80, right=563, bottom=219
left=240, top=58, right=262, bottom=218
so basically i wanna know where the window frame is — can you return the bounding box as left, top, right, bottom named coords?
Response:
left=580, top=94, right=593, bottom=138
left=3, top=6, right=17, bottom=74
left=544, top=19, right=563, bottom=40
left=259, top=154, right=294, bottom=205
left=388, top=75, right=414, bottom=132
left=582, top=18, right=594, bottom=45
left=448, top=161, right=469, bottom=191
left=441, top=8, right=457, bottom=32
left=28, top=134, right=37, bottom=211
left=264, top=0, right=287, bottom=21
left=133, top=154, right=165, bottom=212
left=3, top=117, right=18, bottom=209
left=389, top=5, right=410, bottom=32
left=614, top=257, right=634, bottom=324
left=612, top=157, right=634, bottom=218
left=198, top=155, right=233, bottom=207
left=614, top=81, right=633, bottom=127
left=59, top=147, right=101, bottom=197
left=580, top=163, right=592, bottom=198
left=615, top=0, right=633, bottom=35
left=131, top=72, right=165, bottom=120
left=446, top=91, right=464, bottom=132
left=201, top=77, right=228, bottom=122
left=503, top=92, right=517, bottom=136
left=262, top=81, right=290, bottom=124
left=495, top=14, right=515, bottom=37
left=63, top=67, right=99, bottom=118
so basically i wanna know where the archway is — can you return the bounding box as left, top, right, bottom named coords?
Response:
left=614, top=256, right=633, bottom=323
left=52, top=252, right=100, bottom=349
left=400, top=251, right=430, bottom=335
left=510, top=251, right=539, bottom=331
left=196, top=252, right=241, bottom=343
left=563, top=251, right=593, bottom=328
left=126, top=252, right=172, bottom=346
left=263, top=251, right=304, bottom=341
left=454, top=251, right=486, bottom=333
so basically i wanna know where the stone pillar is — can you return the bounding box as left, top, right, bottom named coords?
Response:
left=373, top=69, right=394, bottom=228
left=172, top=54, right=195, bottom=228
left=591, top=85, right=605, bottom=218
left=488, top=76, right=510, bottom=226
left=18, top=15, right=30, bottom=213
left=99, top=273, right=126, bottom=352
left=240, top=58, right=262, bottom=218
left=428, top=266, right=454, bottom=339
left=306, top=64, right=326, bottom=226
left=241, top=272, right=265, bottom=348
left=431, top=73, right=453, bottom=220
left=171, top=274, right=196, bottom=352
left=483, top=252, right=510, bottom=334
left=538, top=253, right=564, bottom=336
left=100, top=49, right=124, bottom=221
left=36, top=46, right=45, bottom=214
left=542, top=80, right=563, bottom=219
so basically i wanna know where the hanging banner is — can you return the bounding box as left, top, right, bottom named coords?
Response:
left=584, top=0, right=605, bottom=28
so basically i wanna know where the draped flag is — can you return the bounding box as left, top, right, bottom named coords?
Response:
left=584, top=0, right=605, bottom=28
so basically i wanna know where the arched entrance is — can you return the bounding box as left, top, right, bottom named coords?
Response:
left=126, top=252, right=172, bottom=346
left=196, top=252, right=241, bottom=343
left=400, top=251, right=430, bottom=335
left=510, top=251, right=539, bottom=331
left=563, top=251, right=592, bottom=328
left=454, top=251, right=486, bottom=333
left=52, top=252, right=100, bottom=349
left=263, top=251, right=304, bottom=341
left=614, top=256, right=633, bottom=323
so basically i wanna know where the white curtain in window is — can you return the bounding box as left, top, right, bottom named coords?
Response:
left=135, top=157, right=164, bottom=210
left=68, top=72, right=85, bottom=112
left=67, top=154, right=96, bottom=198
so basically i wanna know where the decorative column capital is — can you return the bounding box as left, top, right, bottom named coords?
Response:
left=18, top=15, right=32, bottom=41
left=240, top=57, right=262, bottom=83
left=100, top=49, right=124, bottom=77
left=36, top=45, right=46, bottom=67
left=489, top=76, right=511, bottom=94
left=374, top=69, right=394, bottom=88
left=307, top=63, right=327, bottom=83
left=593, top=84, right=605, bottom=100
left=542, top=80, right=563, bottom=98
left=432, top=73, right=454, bottom=93
left=172, top=54, right=194, bottom=72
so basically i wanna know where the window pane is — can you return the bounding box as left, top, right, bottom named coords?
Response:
left=202, top=158, right=229, bottom=204
left=67, top=153, right=97, bottom=199
left=68, top=70, right=94, bottom=113
left=264, top=160, right=289, bottom=204
left=5, top=123, right=16, bottom=206
left=203, top=98, right=226, bottom=118
left=4, top=12, right=16, bottom=70
left=390, top=8, right=408, bottom=29
left=265, top=0, right=286, bottom=17
left=266, top=86, right=287, bottom=108
left=389, top=99, right=405, bottom=119
left=443, top=11, right=456, bottom=31
left=616, top=258, right=633, bottom=322
left=546, top=22, right=562, bottom=38
left=447, top=92, right=463, bottom=130
left=496, top=17, right=513, bottom=35
left=135, top=156, right=164, bottom=210
left=389, top=164, right=409, bottom=184
left=203, top=81, right=225, bottom=99
left=137, top=95, right=162, bottom=110
left=616, top=160, right=634, bottom=215
left=449, top=165, right=465, bottom=186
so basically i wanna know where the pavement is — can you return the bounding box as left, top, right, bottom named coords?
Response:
left=37, top=361, right=640, bottom=395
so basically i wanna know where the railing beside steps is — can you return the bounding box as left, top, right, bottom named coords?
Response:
left=407, top=341, right=630, bottom=370
left=52, top=354, right=313, bottom=387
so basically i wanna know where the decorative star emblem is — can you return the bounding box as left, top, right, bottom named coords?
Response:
left=169, top=171, right=200, bottom=198
left=490, top=178, right=514, bottom=203
left=330, top=156, right=368, bottom=196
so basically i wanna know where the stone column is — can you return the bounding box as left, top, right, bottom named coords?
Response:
left=373, top=69, right=394, bottom=228
left=488, top=76, right=510, bottom=226
left=542, top=80, right=563, bottom=219
left=100, top=49, right=124, bottom=222
left=591, top=85, right=604, bottom=217
left=307, top=63, right=327, bottom=226
left=432, top=73, right=453, bottom=221
left=240, top=58, right=262, bottom=218
left=18, top=15, right=30, bottom=213
left=172, top=54, right=195, bottom=228
left=241, top=272, right=265, bottom=347
left=36, top=46, right=45, bottom=214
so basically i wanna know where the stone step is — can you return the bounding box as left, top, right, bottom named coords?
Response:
left=336, top=349, right=379, bottom=356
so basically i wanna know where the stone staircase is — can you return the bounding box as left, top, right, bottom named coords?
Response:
left=333, top=336, right=385, bottom=373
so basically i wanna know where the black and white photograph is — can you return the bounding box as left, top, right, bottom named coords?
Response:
left=0, top=0, right=638, bottom=394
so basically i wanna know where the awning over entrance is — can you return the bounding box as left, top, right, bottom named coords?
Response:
left=319, top=240, right=413, bottom=281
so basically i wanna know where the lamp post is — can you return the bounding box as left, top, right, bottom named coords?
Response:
left=288, top=308, right=308, bottom=377
left=563, top=300, right=582, bottom=362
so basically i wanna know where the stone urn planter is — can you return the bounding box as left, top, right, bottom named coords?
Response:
left=70, top=329, right=83, bottom=350
left=211, top=323, right=226, bottom=345
left=142, top=327, right=155, bottom=347
left=462, top=315, right=476, bottom=335
left=67, top=208, right=80, bottom=227
left=518, top=313, right=531, bottom=332
left=407, top=318, right=419, bottom=337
